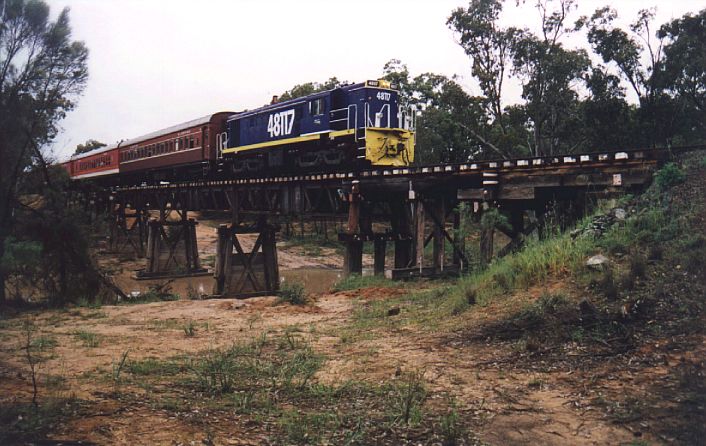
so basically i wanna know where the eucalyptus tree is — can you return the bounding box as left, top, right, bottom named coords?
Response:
left=659, top=9, right=706, bottom=140
left=583, top=7, right=672, bottom=146
left=447, top=0, right=519, bottom=137
left=0, top=0, right=89, bottom=303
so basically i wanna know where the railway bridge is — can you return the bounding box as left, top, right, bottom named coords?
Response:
left=75, top=147, right=672, bottom=298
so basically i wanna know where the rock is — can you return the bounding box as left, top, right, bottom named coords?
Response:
left=387, top=307, right=401, bottom=316
left=586, top=254, right=609, bottom=270
left=612, top=208, right=627, bottom=220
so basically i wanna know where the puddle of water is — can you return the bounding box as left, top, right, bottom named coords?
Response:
left=281, top=267, right=375, bottom=294
left=120, top=268, right=374, bottom=299
left=281, top=268, right=343, bottom=294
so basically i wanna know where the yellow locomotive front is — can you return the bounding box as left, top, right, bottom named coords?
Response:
left=353, top=80, right=415, bottom=167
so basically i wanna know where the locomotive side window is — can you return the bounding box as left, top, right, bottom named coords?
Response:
left=309, top=98, right=325, bottom=116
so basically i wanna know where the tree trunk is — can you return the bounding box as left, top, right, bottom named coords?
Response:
left=0, top=235, right=6, bottom=304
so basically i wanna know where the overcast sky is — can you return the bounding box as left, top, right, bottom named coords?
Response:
left=46, top=0, right=703, bottom=160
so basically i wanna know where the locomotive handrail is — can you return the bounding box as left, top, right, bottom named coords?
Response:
left=374, top=104, right=391, bottom=128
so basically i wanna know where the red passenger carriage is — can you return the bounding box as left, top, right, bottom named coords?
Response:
left=118, top=112, right=234, bottom=182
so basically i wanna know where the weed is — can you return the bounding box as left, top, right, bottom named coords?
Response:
left=527, top=378, right=544, bottom=389
left=449, top=229, right=592, bottom=313
left=389, top=370, right=427, bottom=425
left=654, top=162, right=685, bottom=190
left=439, top=400, right=462, bottom=446
left=186, top=282, right=201, bottom=300
left=30, top=335, right=58, bottom=350
left=277, top=281, right=307, bottom=305
left=127, top=357, right=182, bottom=376
left=191, top=347, right=241, bottom=394
left=183, top=320, right=197, bottom=337
left=73, top=330, right=101, bottom=348
left=0, top=396, right=82, bottom=444
left=332, top=274, right=394, bottom=292
left=280, top=410, right=337, bottom=444
left=112, top=349, right=129, bottom=386
left=80, top=310, right=107, bottom=320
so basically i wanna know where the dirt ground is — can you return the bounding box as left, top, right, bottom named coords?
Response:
left=0, top=290, right=643, bottom=445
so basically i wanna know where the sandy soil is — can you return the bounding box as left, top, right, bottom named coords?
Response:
left=0, top=285, right=656, bottom=446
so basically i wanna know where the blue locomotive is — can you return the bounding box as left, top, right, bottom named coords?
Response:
left=220, top=80, right=415, bottom=172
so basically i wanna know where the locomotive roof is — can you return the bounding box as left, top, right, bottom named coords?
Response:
left=121, top=111, right=236, bottom=147
left=230, top=80, right=394, bottom=121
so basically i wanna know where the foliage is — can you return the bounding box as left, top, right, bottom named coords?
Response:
left=189, top=335, right=323, bottom=395
left=277, top=281, right=307, bottom=305
left=382, top=60, right=501, bottom=162
left=73, top=139, right=106, bottom=155
left=73, top=329, right=101, bottom=347
left=448, top=0, right=519, bottom=136
left=654, top=162, right=686, bottom=190
left=278, top=77, right=344, bottom=101
left=660, top=9, right=706, bottom=128
left=388, top=370, right=427, bottom=425
left=0, top=0, right=89, bottom=304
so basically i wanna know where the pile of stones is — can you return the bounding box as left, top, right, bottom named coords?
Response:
left=571, top=207, right=628, bottom=239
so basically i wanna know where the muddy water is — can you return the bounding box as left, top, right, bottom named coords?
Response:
left=118, top=267, right=370, bottom=299
left=281, top=268, right=343, bottom=294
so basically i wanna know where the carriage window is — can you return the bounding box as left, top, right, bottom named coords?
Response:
left=310, top=98, right=325, bottom=116
left=189, top=137, right=194, bottom=148
left=196, top=137, right=200, bottom=147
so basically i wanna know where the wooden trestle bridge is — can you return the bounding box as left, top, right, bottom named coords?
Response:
left=76, top=147, right=675, bottom=298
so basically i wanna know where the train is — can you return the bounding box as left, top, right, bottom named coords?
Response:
left=62, top=80, right=415, bottom=185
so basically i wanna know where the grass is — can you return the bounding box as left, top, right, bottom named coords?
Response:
left=73, top=330, right=101, bottom=348
left=443, top=230, right=593, bottom=316
left=182, top=320, right=197, bottom=337
left=332, top=274, right=396, bottom=292
left=283, top=234, right=342, bottom=257
left=388, top=369, right=427, bottom=426
left=276, top=281, right=308, bottom=305
left=30, top=335, right=58, bottom=350
left=97, top=330, right=477, bottom=444
left=126, top=357, right=184, bottom=376
left=0, top=396, right=84, bottom=444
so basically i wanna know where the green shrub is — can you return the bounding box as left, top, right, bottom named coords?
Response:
left=277, top=281, right=307, bottom=305
left=654, top=162, right=686, bottom=190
